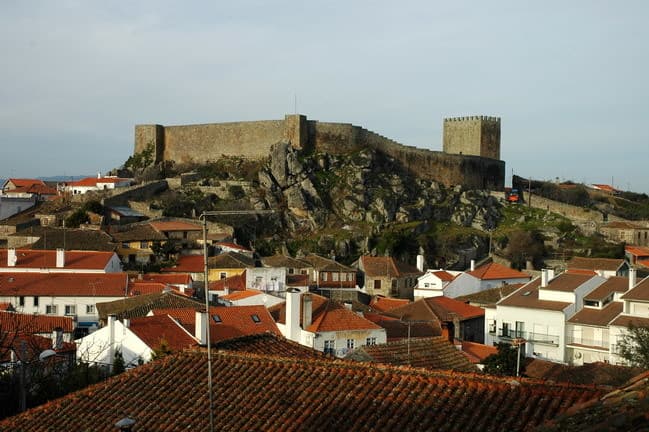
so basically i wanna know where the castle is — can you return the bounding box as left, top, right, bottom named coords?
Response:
left=134, top=114, right=504, bottom=189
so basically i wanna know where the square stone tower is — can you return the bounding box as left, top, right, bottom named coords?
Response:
left=443, top=116, right=501, bottom=160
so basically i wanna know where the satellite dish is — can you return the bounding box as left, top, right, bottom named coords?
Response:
left=574, top=351, right=582, bottom=359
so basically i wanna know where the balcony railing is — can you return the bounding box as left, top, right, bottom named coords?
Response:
left=498, top=329, right=527, bottom=339
left=566, top=335, right=609, bottom=350
left=527, top=332, right=560, bottom=346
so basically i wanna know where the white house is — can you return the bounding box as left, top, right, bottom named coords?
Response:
left=486, top=270, right=607, bottom=363
left=221, top=289, right=285, bottom=307
left=609, top=271, right=649, bottom=364
left=272, top=289, right=387, bottom=357
left=414, top=269, right=458, bottom=298
left=0, top=248, right=122, bottom=274
left=566, top=257, right=629, bottom=278
left=64, top=174, right=132, bottom=195
left=440, top=261, right=531, bottom=299
left=0, top=272, right=130, bottom=333
left=246, top=267, right=287, bottom=292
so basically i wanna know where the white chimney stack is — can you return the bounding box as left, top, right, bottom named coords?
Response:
left=541, top=269, right=548, bottom=288
left=195, top=309, right=208, bottom=345
left=470, top=259, right=475, bottom=272
left=123, top=318, right=130, bottom=329
left=56, top=248, right=65, bottom=268
left=7, top=248, right=16, bottom=267
left=285, top=288, right=301, bottom=342
left=547, top=269, right=555, bottom=280
left=108, top=314, right=116, bottom=370
left=416, top=254, right=425, bottom=272
left=629, top=267, right=637, bottom=291
left=303, top=293, right=313, bottom=328
left=51, top=327, right=64, bottom=350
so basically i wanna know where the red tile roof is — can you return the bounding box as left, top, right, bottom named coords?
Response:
left=305, top=301, right=382, bottom=333
left=363, top=312, right=441, bottom=341
left=128, top=281, right=187, bottom=296
left=583, top=276, right=629, bottom=300
left=0, top=272, right=128, bottom=297
left=1, top=333, right=75, bottom=363
left=369, top=296, right=410, bottom=312
left=425, top=296, right=485, bottom=320
left=149, top=220, right=202, bottom=232
left=4, top=178, right=47, bottom=189
left=360, top=255, right=422, bottom=278
left=347, top=336, right=477, bottom=372
left=591, top=184, right=618, bottom=193
left=136, top=273, right=192, bottom=286
left=128, top=315, right=197, bottom=351
left=541, top=273, right=599, bottom=292
left=0, top=249, right=116, bottom=270
left=214, top=333, right=326, bottom=358
left=208, top=251, right=254, bottom=268
left=222, top=289, right=262, bottom=301
left=565, top=268, right=597, bottom=276
left=0, top=311, right=74, bottom=333
left=497, top=279, right=572, bottom=311
left=609, top=314, right=649, bottom=328
left=155, top=305, right=281, bottom=343
left=625, top=245, right=649, bottom=257
left=162, top=254, right=204, bottom=273
left=208, top=271, right=246, bottom=291
left=0, top=350, right=606, bottom=431
left=432, top=270, right=456, bottom=281
left=95, top=291, right=203, bottom=321
left=567, top=302, right=623, bottom=326
left=469, top=262, right=530, bottom=280
left=567, top=257, right=625, bottom=272
left=620, top=276, right=649, bottom=301
left=461, top=341, right=498, bottom=363
left=67, top=176, right=130, bottom=187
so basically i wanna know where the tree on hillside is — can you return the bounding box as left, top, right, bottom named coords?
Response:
left=616, top=324, right=649, bottom=369
left=504, top=229, right=545, bottom=269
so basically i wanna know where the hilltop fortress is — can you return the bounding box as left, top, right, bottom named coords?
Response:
left=134, top=114, right=505, bottom=189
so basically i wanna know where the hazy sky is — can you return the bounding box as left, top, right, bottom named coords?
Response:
left=1, top=1, right=647, bottom=192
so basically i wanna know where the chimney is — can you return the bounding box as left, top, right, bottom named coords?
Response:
left=470, top=259, right=475, bottom=272
left=285, top=288, right=301, bottom=342
left=344, top=302, right=353, bottom=311
left=51, top=327, right=64, bottom=350
left=541, top=269, right=548, bottom=288
left=629, top=267, right=637, bottom=291
left=416, top=254, right=425, bottom=272
left=195, top=309, right=208, bottom=345
left=123, top=318, right=130, bottom=329
left=7, top=248, right=16, bottom=267
left=547, top=269, right=555, bottom=281
left=108, top=314, right=116, bottom=369
left=56, top=248, right=65, bottom=268
left=302, top=293, right=313, bottom=328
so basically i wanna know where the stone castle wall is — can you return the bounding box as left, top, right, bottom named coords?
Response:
left=443, top=116, right=501, bottom=160
left=135, top=114, right=504, bottom=189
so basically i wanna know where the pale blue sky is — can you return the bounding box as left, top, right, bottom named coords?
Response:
left=1, top=1, right=647, bottom=191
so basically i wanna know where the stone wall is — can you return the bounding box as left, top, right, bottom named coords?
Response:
left=102, top=180, right=169, bottom=208
left=443, top=116, right=501, bottom=160
left=135, top=114, right=505, bottom=189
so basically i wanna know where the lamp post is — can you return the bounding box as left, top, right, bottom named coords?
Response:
left=199, top=209, right=273, bottom=432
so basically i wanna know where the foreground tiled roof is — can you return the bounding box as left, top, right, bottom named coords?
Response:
left=208, top=270, right=246, bottom=291
left=128, top=315, right=197, bottom=352
left=533, top=371, right=649, bottom=431
left=214, top=333, right=326, bottom=358
left=363, top=312, right=441, bottom=340
left=424, top=296, right=485, bottom=320
left=0, top=249, right=116, bottom=270
left=0, top=350, right=606, bottom=431
left=0, top=311, right=74, bottom=333
left=469, top=262, right=531, bottom=280
left=96, top=291, right=203, bottom=321
left=524, top=359, right=643, bottom=388
left=567, top=257, right=625, bottom=272
left=0, top=272, right=128, bottom=297
left=347, top=336, right=477, bottom=372
left=162, top=254, right=204, bottom=273
left=626, top=245, right=649, bottom=257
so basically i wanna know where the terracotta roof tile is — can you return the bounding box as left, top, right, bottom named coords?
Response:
left=469, top=262, right=531, bottom=280
left=567, top=302, right=623, bottom=326
left=609, top=314, right=649, bottom=328
left=111, top=225, right=167, bottom=242
left=0, top=272, right=128, bottom=297
left=0, top=350, right=606, bottom=431
left=625, top=245, right=649, bottom=257
left=28, top=228, right=116, bottom=251
left=300, top=254, right=353, bottom=271
left=584, top=276, right=629, bottom=300
left=305, top=301, right=382, bottom=332
left=261, top=254, right=313, bottom=269
left=215, top=242, right=251, bottom=252
left=432, top=270, right=456, bottom=281
left=208, top=271, right=246, bottom=291
left=620, top=276, right=649, bottom=301
left=162, top=254, right=204, bottom=273
left=0, top=311, right=74, bottom=333
left=497, top=279, right=572, bottom=311
left=128, top=315, right=197, bottom=351
left=461, top=341, right=498, bottom=363
left=222, top=289, right=262, bottom=301
left=363, top=312, right=441, bottom=341
left=524, top=358, right=643, bottom=387
left=369, top=296, right=410, bottom=312
left=96, top=291, right=203, bottom=321
left=347, top=336, right=477, bottom=372
left=137, top=273, right=192, bottom=286
left=456, top=284, right=524, bottom=307
left=67, top=176, right=130, bottom=187
left=149, top=220, right=202, bottom=232
left=214, top=333, right=326, bottom=358
left=541, top=273, right=599, bottom=292
left=567, top=257, right=625, bottom=272
left=0, top=249, right=116, bottom=270
left=360, top=256, right=422, bottom=278
left=208, top=251, right=254, bottom=269
left=424, top=296, right=485, bottom=320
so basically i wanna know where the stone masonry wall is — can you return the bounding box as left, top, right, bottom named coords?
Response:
left=443, top=116, right=501, bottom=160
left=135, top=114, right=504, bottom=189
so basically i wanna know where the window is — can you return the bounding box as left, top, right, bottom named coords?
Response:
left=324, top=340, right=335, bottom=355
left=255, top=276, right=263, bottom=288
left=46, top=305, right=58, bottom=315
left=374, top=280, right=382, bottom=290
left=584, top=299, right=599, bottom=307
left=33, top=296, right=39, bottom=307
left=19, top=296, right=24, bottom=307
left=366, top=337, right=377, bottom=346
left=86, top=304, right=96, bottom=314
left=140, top=241, right=148, bottom=249
left=251, top=314, right=261, bottom=323
left=220, top=272, right=227, bottom=280
left=515, top=321, right=525, bottom=338
left=65, top=305, right=76, bottom=316
left=424, top=283, right=430, bottom=288
left=346, top=339, right=355, bottom=350
left=288, top=268, right=294, bottom=275
left=332, top=273, right=339, bottom=282
left=122, top=242, right=130, bottom=249
left=212, top=314, right=222, bottom=323
left=488, top=320, right=496, bottom=334
left=322, top=272, right=328, bottom=282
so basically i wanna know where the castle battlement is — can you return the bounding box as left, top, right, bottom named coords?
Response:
left=134, top=114, right=504, bottom=190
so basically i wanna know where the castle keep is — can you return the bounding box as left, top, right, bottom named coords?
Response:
left=134, top=114, right=504, bottom=189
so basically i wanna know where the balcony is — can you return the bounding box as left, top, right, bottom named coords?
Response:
left=567, top=335, right=609, bottom=350
left=527, top=332, right=560, bottom=346
left=498, top=329, right=527, bottom=340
